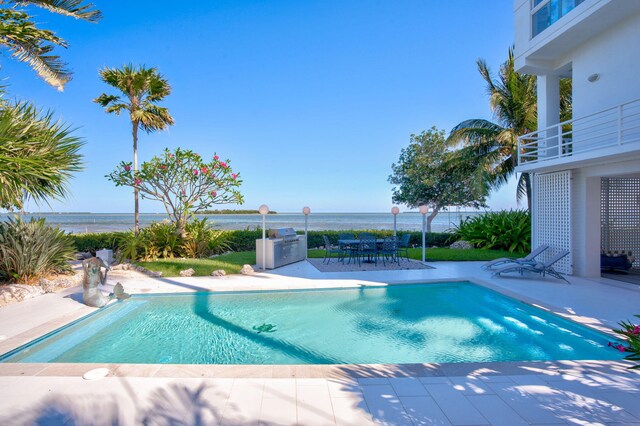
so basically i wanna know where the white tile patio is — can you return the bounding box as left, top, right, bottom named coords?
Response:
left=0, top=260, right=639, bottom=424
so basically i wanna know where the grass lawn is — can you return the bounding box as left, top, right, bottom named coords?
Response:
left=142, top=251, right=255, bottom=277
left=142, top=248, right=525, bottom=277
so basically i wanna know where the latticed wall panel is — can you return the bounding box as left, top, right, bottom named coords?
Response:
left=533, top=171, right=573, bottom=274
left=601, top=178, right=640, bottom=268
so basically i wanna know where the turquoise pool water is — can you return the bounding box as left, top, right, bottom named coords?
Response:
left=0, top=282, right=620, bottom=364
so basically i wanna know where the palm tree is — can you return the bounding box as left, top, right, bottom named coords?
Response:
left=0, top=1, right=101, bottom=91
left=94, top=64, right=174, bottom=234
left=0, top=100, right=84, bottom=210
left=447, top=47, right=571, bottom=210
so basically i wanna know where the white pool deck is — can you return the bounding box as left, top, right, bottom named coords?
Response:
left=0, top=260, right=639, bottom=425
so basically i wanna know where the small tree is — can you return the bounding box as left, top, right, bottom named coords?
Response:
left=107, top=148, right=243, bottom=236
left=389, top=127, right=488, bottom=232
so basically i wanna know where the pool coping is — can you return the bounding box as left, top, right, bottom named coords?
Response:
left=0, top=277, right=635, bottom=379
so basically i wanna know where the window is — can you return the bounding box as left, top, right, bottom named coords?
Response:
left=531, top=0, right=586, bottom=37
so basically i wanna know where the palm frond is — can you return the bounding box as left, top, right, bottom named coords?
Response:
left=0, top=101, right=84, bottom=210
left=0, top=9, right=71, bottom=90
left=95, top=64, right=174, bottom=133
left=11, top=0, right=102, bottom=22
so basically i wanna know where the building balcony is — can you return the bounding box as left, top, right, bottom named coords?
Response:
left=517, top=97, right=640, bottom=173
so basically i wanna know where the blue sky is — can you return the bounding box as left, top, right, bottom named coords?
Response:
left=5, top=0, right=518, bottom=213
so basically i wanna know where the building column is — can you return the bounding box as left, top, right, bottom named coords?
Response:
left=537, top=75, right=561, bottom=157
left=572, top=174, right=601, bottom=277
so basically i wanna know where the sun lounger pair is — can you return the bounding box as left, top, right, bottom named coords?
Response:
left=482, top=245, right=549, bottom=270
left=491, top=249, right=571, bottom=283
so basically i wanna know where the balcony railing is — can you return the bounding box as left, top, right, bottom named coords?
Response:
left=518, top=97, right=640, bottom=166
left=531, top=0, right=586, bottom=37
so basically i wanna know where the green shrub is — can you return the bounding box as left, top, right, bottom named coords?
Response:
left=71, top=232, right=126, bottom=253
left=115, top=218, right=232, bottom=261
left=454, top=210, right=530, bottom=252
left=73, top=227, right=455, bottom=260
left=183, top=218, right=231, bottom=257
left=0, top=217, right=76, bottom=284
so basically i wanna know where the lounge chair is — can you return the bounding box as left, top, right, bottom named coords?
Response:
left=492, top=250, right=570, bottom=282
left=482, top=245, right=549, bottom=270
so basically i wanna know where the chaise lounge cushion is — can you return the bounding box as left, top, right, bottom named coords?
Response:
left=600, top=253, right=633, bottom=271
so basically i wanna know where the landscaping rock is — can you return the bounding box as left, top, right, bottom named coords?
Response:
left=111, top=262, right=135, bottom=271
left=0, top=285, right=45, bottom=307
left=75, top=252, right=93, bottom=260
left=240, top=264, right=255, bottom=275
left=449, top=240, right=474, bottom=250
left=39, top=272, right=83, bottom=293
left=179, top=268, right=195, bottom=277
left=210, top=269, right=226, bottom=277
left=147, top=271, right=163, bottom=278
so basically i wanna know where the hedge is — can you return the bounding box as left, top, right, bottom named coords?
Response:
left=70, top=229, right=454, bottom=253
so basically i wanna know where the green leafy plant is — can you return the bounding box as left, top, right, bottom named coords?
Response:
left=0, top=217, right=75, bottom=284
left=612, top=316, right=640, bottom=369
left=454, top=210, right=531, bottom=252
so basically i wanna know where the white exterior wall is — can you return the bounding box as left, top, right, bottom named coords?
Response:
left=569, top=13, right=640, bottom=118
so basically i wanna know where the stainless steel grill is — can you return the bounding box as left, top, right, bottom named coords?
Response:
left=257, top=228, right=306, bottom=269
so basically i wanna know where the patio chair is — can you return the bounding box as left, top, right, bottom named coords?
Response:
left=322, top=235, right=344, bottom=264
left=492, top=250, right=570, bottom=283
left=396, top=233, right=411, bottom=261
left=482, top=245, right=549, bottom=270
left=356, top=237, right=378, bottom=266
left=338, top=233, right=357, bottom=263
left=378, top=237, right=399, bottom=266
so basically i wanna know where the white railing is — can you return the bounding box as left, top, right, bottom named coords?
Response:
left=518, top=97, right=640, bottom=166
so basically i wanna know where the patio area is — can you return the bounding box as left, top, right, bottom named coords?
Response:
left=0, top=261, right=639, bottom=425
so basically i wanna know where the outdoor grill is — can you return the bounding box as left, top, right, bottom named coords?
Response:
left=257, top=228, right=306, bottom=269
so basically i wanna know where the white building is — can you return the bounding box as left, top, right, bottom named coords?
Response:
left=514, top=0, right=640, bottom=277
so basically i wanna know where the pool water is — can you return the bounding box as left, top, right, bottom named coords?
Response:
left=0, top=282, right=620, bottom=364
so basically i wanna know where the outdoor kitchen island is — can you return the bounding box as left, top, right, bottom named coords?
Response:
left=256, top=228, right=307, bottom=269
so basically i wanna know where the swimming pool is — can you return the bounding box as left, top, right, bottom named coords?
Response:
left=0, top=282, right=620, bottom=364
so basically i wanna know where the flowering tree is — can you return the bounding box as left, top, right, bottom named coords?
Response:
left=107, top=148, right=243, bottom=236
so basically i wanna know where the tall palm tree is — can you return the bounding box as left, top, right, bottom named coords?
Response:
left=0, top=1, right=101, bottom=91
left=0, top=100, right=84, bottom=210
left=447, top=47, right=571, bottom=210
left=94, top=64, right=174, bottom=234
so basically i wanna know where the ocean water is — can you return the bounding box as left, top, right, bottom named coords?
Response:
left=1, top=282, right=620, bottom=364
left=0, top=211, right=482, bottom=234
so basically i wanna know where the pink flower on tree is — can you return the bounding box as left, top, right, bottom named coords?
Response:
left=201, top=166, right=208, bottom=174
left=211, top=191, right=217, bottom=197
left=632, top=325, right=640, bottom=335
left=616, top=344, right=627, bottom=352
left=134, top=178, right=142, bottom=186
left=220, top=162, right=228, bottom=168
left=124, top=165, right=131, bottom=172
left=193, top=169, right=199, bottom=176
left=214, top=155, right=219, bottom=161
left=232, top=173, right=238, bottom=180
left=160, top=165, right=167, bottom=170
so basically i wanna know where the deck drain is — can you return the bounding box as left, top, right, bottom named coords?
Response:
left=82, top=368, right=110, bottom=380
